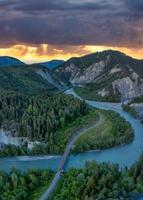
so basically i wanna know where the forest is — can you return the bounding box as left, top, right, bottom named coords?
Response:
left=0, top=168, right=54, bottom=200
left=1, top=155, right=143, bottom=200
left=130, top=96, right=143, bottom=104
left=0, top=92, right=135, bottom=157
left=0, top=93, right=88, bottom=155
left=122, top=104, right=138, bottom=118
left=52, top=155, right=143, bottom=200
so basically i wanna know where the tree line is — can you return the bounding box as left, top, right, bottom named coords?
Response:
left=0, top=93, right=88, bottom=155
left=0, top=168, right=53, bottom=200
left=52, top=155, right=143, bottom=200
left=122, top=104, right=138, bottom=118
left=1, top=155, right=143, bottom=199
left=73, top=110, right=134, bottom=153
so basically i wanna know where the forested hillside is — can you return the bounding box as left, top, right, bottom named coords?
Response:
left=0, top=56, right=25, bottom=68
left=38, top=60, right=64, bottom=69
left=0, top=64, right=69, bottom=96
left=0, top=93, right=88, bottom=154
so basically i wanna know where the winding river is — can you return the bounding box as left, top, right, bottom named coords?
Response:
left=0, top=88, right=143, bottom=172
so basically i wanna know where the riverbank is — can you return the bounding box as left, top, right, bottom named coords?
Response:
left=2, top=156, right=143, bottom=200
left=0, top=89, right=143, bottom=171
left=39, top=109, right=104, bottom=200
left=122, top=104, right=138, bottom=118
left=1, top=88, right=143, bottom=200
left=51, top=155, right=143, bottom=200
left=0, top=106, right=134, bottom=157
left=122, top=103, right=143, bottom=124
left=73, top=109, right=134, bottom=153
left=0, top=109, right=99, bottom=157
left=0, top=93, right=89, bottom=156
left=75, top=86, right=121, bottom=102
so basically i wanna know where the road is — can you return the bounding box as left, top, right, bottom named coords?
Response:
left=39, top=113, right=103, bottom=200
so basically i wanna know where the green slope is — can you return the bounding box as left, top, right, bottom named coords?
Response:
left=0, top=65, right=58, bottom=95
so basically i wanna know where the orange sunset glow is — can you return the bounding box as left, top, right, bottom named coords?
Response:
left=0, top=45, right=143, bottom=63
left=0, top=0, right=143, bottom=63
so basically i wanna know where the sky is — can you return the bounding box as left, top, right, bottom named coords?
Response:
left=0, top=0, right=143, bottom=63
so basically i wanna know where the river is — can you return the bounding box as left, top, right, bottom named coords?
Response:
left=0, top=88, right=143, bottom=172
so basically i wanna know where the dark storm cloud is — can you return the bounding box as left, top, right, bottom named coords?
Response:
left=0, top=0, right=117, bottom=12
left=0, top=0, right=142, bottom=47
left=127, top=0, right=143, bottom=12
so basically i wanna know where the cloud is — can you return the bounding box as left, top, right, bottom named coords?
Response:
left=0, top=0, right=142, bottom=49
left=0, top=0, right=118, bottom=12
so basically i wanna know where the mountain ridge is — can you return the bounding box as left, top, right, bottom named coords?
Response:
left=55, top=50, right=143, bottom=102
left=0, top=64, right=68, bottom=95
left=1, top=50, right=143, bottom=102
left=0, top=56, right=25, bottom=67
left=34, top=59, right=64, bottom=69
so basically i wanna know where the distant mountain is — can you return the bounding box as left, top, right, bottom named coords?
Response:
left=0, top=64, right=68, bottom=95
left=0, top=56, right=25, bottom=67
left=38, top=60, right=64, bottom=69
left=55, top=50, right=143, bottom=102
left=2, top=51, right=143, bottom=102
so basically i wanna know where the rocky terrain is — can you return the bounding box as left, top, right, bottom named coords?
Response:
left=1, top=51, right=143, bottom=102
left=55, top=50, right=143, bottom=102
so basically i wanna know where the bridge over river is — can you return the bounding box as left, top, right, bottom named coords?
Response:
left=39, top=113, right=103, bottom=200
left=0, top=88, right=143, bottom=200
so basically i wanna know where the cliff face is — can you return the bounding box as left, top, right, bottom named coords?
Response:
left=36, top=68, right=67, bottom=91
left=70, top=60, right=107, bottom=85
left=56, top=50, right=143, bottom=101
left=112, top=76, right=143, bottom=100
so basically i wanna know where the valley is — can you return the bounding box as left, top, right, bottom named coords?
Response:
left=0, top=94, right=133, bottom=157
left=1, top=0, right=143, bottom=199
left=0, top=51, right=143, bottom=200
left=0, top=89, right=143, bottom=200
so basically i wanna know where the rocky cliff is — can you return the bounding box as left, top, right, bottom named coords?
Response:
left=55, top=50, right=143, bottom=102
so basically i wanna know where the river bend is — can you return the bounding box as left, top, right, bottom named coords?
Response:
left=0, top=88, right=143, bottom=172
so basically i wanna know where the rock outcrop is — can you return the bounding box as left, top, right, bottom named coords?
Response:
left=56, top=50, right=143, bottom=102
left=36, top=69, right=67, bottom=91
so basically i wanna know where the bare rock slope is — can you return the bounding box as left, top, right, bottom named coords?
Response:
left=55, top=50, right=143, bottom=102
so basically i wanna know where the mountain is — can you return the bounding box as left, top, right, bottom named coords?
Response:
left=0, top=56, right=25, bottom=67
left=55, top=50, right=143, bottom=102
left=0, top=64, right=68, bottom=95
left=38, top=60, right=64, bottom=69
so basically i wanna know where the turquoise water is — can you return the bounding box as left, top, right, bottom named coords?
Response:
left=65, top=99, right=143, bottom=170
left=0, top=89, right=143, bottom=172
